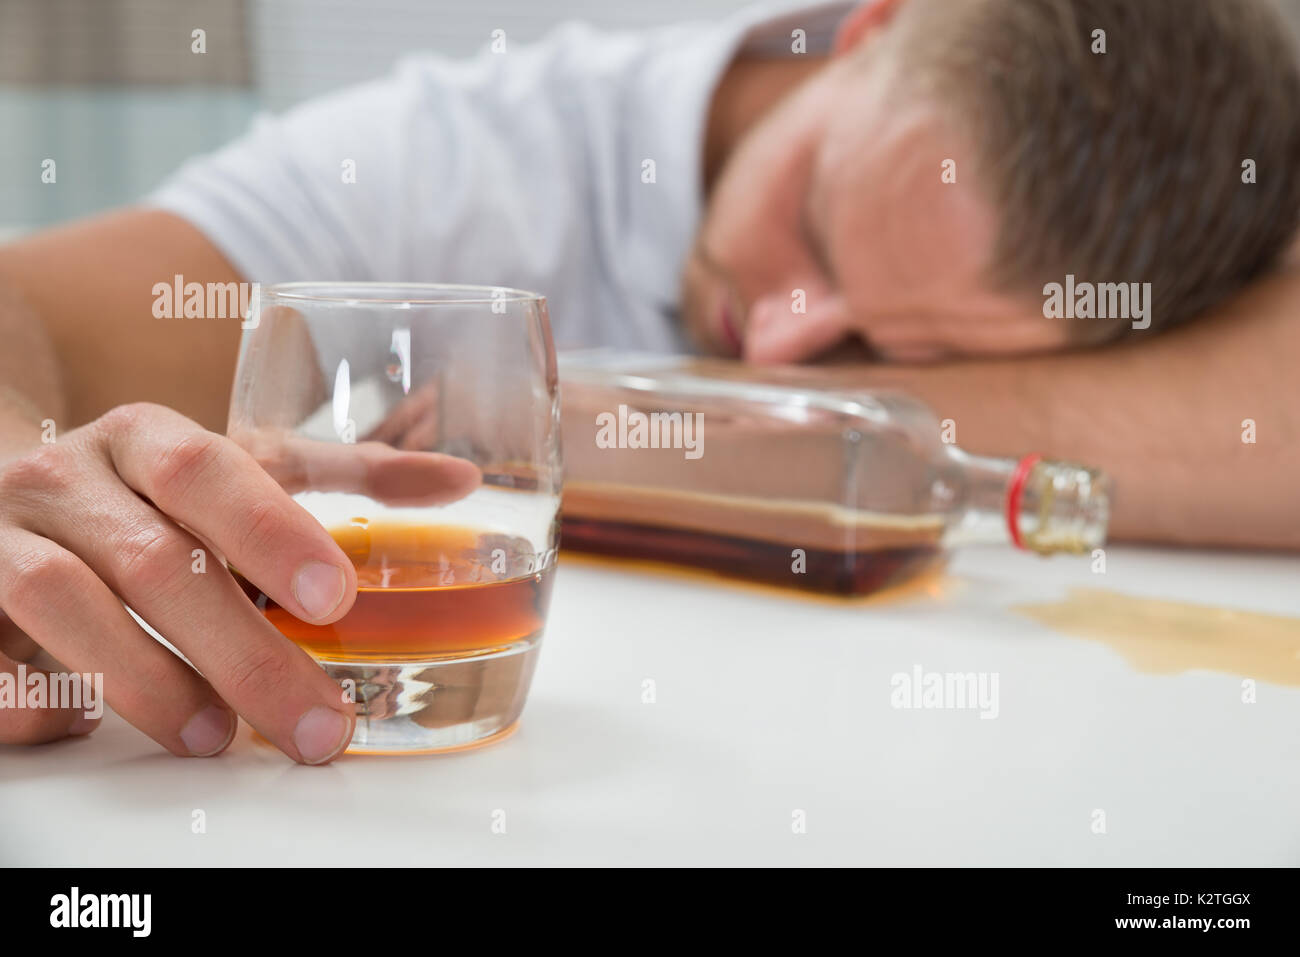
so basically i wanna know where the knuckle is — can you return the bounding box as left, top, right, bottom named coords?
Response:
left=116, top=525, right=190, bottom=606
left=97, top=401, right=164, bottom=436
left=0, top=443, right=71, bottom=497
left=219, top=643, right=293, bottom=704
left=4, top=545, right=80, bottom=612
left=233, top=499, right=289, bottom=559
left=225, top=428, right=299, bottom=491
left=95, top=402, right=166, bottom=451
left=150, top=431, right=224, bottom=502
left=120, top=651, right=180, bottom=703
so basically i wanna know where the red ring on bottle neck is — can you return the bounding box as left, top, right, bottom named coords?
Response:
left=1006, top=453, right=1043, bottom=550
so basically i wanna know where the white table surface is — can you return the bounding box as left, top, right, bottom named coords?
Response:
left=3, top=543, right=1298, bottom=867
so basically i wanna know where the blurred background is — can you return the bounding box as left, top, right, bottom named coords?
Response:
left=3, top=0, right=1300, bottom=239
left=0, top=0, right=751, bottom=238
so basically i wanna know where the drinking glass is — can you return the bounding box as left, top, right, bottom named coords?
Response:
left=228, top=282, right=561, bottom=754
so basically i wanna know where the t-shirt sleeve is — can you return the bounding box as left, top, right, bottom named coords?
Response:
left=145, top=60, right=455, bottom=284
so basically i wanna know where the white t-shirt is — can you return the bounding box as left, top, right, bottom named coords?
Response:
left=147, top=2, right=850, bottom=353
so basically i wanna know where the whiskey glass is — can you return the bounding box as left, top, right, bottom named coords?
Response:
left=228, top=283, right=561, bottom=754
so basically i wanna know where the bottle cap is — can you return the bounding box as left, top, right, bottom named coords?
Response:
left=1008, top=455, right=1111, bottom=554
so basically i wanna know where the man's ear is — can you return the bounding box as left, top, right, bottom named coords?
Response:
left=832, top=0, right=909, bottom=56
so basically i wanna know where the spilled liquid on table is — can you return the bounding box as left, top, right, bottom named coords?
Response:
left=1013, top=587, right=1300, bottom=687
left=560, top=548, right=1300, bottom=687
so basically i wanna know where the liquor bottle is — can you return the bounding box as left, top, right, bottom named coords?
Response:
left=558, top=351, right=1110, bottom=596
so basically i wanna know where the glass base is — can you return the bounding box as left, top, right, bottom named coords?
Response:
left=319, top=639, right=541, bottom=754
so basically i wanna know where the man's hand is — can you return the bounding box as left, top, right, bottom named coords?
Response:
left=0, top=402, right=479, bottom=763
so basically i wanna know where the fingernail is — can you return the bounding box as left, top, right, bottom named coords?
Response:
left=292, top=561, right=346, bottom=621
left=294, top=706, right=352, bottom=765
left=181, top=705, right=236, bottom=757
left=68, top=714, right=98, bottom=736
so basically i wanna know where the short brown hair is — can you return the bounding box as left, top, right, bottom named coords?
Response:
left=885, top=0, right=1300, bottom=338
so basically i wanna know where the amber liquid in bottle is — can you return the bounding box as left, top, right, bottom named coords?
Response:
left=561, top=517, right=942, bottom=596
left=237, top=521, right=554, bottom=663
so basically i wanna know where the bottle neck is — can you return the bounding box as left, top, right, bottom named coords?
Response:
left=942, top=451, right=1111, bottom=554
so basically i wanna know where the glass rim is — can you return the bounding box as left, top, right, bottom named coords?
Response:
left=261, top=281, right=547, bottom=306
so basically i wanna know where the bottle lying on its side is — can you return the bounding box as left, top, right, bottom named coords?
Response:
left=558, top=351, right=1110, bottom=596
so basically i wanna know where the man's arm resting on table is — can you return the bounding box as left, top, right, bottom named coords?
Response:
left=820, top=269, right=1300, bottom=550
left=0, top=207, right=245, bottom=459
left=4, top=207, right=1295, bottom=550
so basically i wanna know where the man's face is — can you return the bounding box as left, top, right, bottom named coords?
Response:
left=681, top=51, right=1073, bottom=364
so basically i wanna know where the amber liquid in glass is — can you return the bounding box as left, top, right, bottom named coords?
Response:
left=237, top=521, right=554, bottom=662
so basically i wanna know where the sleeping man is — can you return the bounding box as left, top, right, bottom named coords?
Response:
left=1, top=0, right=1297, bottom=760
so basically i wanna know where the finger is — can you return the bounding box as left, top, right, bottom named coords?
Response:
left=100, top=403, right=358, bottom=625
left=394, top=414, right=443, bottom=453
left=362, top=381, right=440, bottom=447
left=22, top=487, right=355, bottom=765
left=236, top=429, right=481, bottom=506
left=322, top=440, right=480, bottom=498
left=0, top=650, right=100, bottom=744
left=0, top=528, right=233, bottom=755
left=386, top=384, right=442, bottom=451
left=0, top=609, right=41, bottom=662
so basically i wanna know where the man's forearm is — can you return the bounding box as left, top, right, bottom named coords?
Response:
left=0, top=209, right=246, bottom=451
left=0, top=280, right=68, bottom=461
left=813, top=270, right=1300, bottom=549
